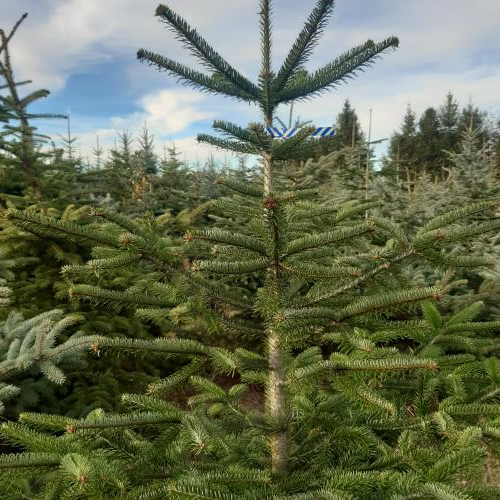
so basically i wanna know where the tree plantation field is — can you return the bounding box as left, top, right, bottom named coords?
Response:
left=1, top=1, right=500, bottom=498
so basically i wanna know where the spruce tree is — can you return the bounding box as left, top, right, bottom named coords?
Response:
left=379, top=125, right=500, bottom=324
left=386, top=105, right=418, bottom=187
left=335, top=99, right=364, bottom=148
left=2, top=2, right=500, bottom=498
left=446, top=128, right=498, bottom=201
left=136, top=126, right=158, bottom=177
left=0, top=14, right=67, bottom=202
left=417, top=107, right=442, bottom=178
left=492, top=120, right=500, bottom=179
left=438, top=92, right=460, bottom=160
left=458, top=102, right=487, bottom=141
left=0, top=249, right=14, bottom=309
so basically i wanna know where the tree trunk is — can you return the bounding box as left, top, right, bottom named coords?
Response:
left=262, top=126, right=288, bottom=474
left=267, top=329, right=287, bottom=474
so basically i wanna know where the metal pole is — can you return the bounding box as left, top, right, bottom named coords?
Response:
left=365, top=108, right=372, bottom=203
left=396, top=137, right=400, bottom=184
left=67, top=115, right=73, bottom=161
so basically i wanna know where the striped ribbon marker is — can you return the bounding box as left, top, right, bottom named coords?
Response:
left=311, top=127, right=335, bottom=138
left=264, top=127, right=297, bottom=138
left=265, top=126, right=336, bottom=139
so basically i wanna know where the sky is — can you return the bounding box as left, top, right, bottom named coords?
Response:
left=1, top=0, right=499, bottom=166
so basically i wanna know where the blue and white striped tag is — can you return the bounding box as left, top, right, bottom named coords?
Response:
left=283, top=127, right=297, bottom=138
left=265, top=127, right=282, bottom=138
left=264, top=127, right=297, bottom=138
left=311, top=127, right=335, bottom=138
left=265, top=127, right=335, bottom=139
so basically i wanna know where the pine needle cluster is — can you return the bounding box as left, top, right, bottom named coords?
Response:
left=0, top=309, right=94, bottom=417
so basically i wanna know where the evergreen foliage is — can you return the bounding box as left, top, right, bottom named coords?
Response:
left=0, top=309, right=94, bottom=417
left=384, top=92, right=497, bottom=183
left=0, top=2, right=499, bottom=498
left=335, top=99, right=364, bottom=148
left=0, top=0, right=500, bottom=499
left=0, top=14, right=67, bottom=202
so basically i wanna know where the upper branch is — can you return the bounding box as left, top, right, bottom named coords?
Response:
left=276, top=37, right=399, bottom=104
left=137, top=49, right=257, bottom=103
left=0, top=13, right=28, bottom=57
left=259, top=0, right=274, bottom=120
left=154, top=4, right=260, bottom=98
left=273, top=0, right=335, bottom=90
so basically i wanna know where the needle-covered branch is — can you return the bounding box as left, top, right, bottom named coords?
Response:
left=277, top=38, right=399, bottom=104
left=273, top=0, right=335, bottom=90
left=0, top=310, right=93, bottom=414
left=154, top=4, right=260, bottom=98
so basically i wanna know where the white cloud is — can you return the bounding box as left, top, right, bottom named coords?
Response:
left=110, top=89, right=214, bottom=135
left=2, top=0, right=259, bottom=90
left=5, top=0, right=122, bottom=89
left=69, top=88, right=235, bottom=165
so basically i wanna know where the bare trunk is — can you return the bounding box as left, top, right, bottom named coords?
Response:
left=263, top=152, right=273, bottom=194
left=262, top=124, right=288, bottom=474
left=268, top=331, right=287, bottom=474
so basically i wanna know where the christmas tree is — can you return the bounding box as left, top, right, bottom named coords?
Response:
left=1, top=2, right=500, bottom=498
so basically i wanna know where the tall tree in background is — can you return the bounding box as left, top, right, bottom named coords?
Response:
left=104, top=131, right=146, bottom=210
left=133, top=125, right=159, bottom=210
left=136, top=125, right=158, bottom=177
left=386, top=94, right=495, bottom=185
left=335, top=98, right=364, bottom=147
left=157, top=143, right=192, bottom=214
left=438, top=92, right=460, bottom=160
left=458, top=101, right=487, bottom=140
left=387, top=104, right=419, bottom=186
left=417, top=107, right=442, bottom=177
left=492, top=119, right=500, bottom=176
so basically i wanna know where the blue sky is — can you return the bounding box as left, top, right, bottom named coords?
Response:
left=2, top=0, right=499, bottom=165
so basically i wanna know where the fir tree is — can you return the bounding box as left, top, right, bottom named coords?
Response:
left=0, top=14, right=67, bottom=202
left=385, top=105, right=418, bottom=190
left=132, top=125, right=159, bottom=212
left=0, top=202, right=185, bottom=417
left=335, top=99, right=364, bottom=147
left=2, top=2, right=500, bottom=498
left=458, top=102, right=487, bottom=141
left=417, top=107, right=442, bottom=177
left=438, top=92, right=460, bottom=159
